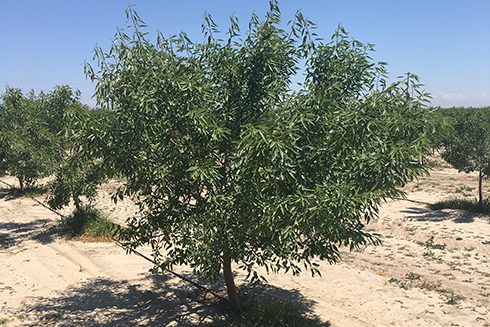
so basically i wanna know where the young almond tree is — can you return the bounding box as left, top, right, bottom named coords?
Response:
left=82, top=2, right=441, bottom=309
left=0, top=87, right=57, bottom=190
left=441, top=107, right=490, bottom=206
left=0, top=85, right=86, bottom=190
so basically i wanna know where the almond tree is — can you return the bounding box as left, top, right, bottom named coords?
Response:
left=0, top=88, right=55, bottom=189
left=81, top=2, right=441, bottom=309
left=0, top=86, right=85, bottom=190
left=441, top=107, right=490, bottom=206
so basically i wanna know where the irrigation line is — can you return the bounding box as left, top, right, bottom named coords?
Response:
left=393, top=197, right=430, bottom=205
left=0, top=178, right=228, bottom=304
left=0, top=178, right=69, bottom=219
left=0, top=179, right=13, bottom=188
left=31, top=197, right=69, bottom=219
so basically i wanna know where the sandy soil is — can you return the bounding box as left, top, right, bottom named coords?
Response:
left=1, top=162, right=489, bottom=326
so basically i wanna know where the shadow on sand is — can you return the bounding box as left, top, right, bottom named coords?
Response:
left=0, top=219, right=60, bottom=248
left=400, top=206, right=488, bottom=224
left=0, top=190, right=17, bottom=201
left=16, top=272, right=330, bottom=326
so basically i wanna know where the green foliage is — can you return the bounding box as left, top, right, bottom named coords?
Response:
left=81, top=1, right=444, bottom=307
left=439, top=107, right=490, bottom=205
left=47, top=162, right=100, bottom=212
left=388, top=277, right=412, bottom=290
left=417, top=236, right=446, bottom=259
left=0, top=87, right=57, bottom=189
left=58, top=205, right=118, bottom=240
left=39, top=85, right=89, bottom=163
left=406, top=272, right=421, bottom=280
left=47, top=108, right=111, bottom=212
left=443, top=289, right=459, bottom=305
left=425, top=108, right=453, bottom=152
left=421, top=236, right=446, bottom=251
left=430, top=197, right=490, bottom=214
left=223, top=299, right=323, bottom=327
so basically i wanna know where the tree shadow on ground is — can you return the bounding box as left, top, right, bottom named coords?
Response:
left=16, top=272, right=330, bottom=326
left=0, top=219, right=60, bottom=248
left=0, top=185, right=47, bottom=199
left=400, top=206, right=488, bottom=223
left=0, top=190, right=17, bottom=201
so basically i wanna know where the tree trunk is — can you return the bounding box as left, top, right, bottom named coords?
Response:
left=75, top=201, right=81, bottom=213
left=223, top=257, right=239, bottom=311
left=19, top=178, right=24, bottom=191
left=479, top=169, right=483, bottom=207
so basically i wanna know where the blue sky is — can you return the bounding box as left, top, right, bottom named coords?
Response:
left=1, top=0, right=489, bottom=108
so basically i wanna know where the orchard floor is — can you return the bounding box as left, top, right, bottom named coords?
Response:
left=1, top=162, right=490, bottom=326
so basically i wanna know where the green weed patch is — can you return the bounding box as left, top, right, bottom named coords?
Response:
left=430, top=198, right=490, bottom=214
left=223, top=298, right=324, bottom=327
left=59, top=205, right=119, bottom=241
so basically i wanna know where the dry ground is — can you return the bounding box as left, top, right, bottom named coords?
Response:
left=1, top=160, right=489, bottom=326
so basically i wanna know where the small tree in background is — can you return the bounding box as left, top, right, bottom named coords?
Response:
left=0, top=86, right=84, bottom=190
left=441, top=107, right=490, bottom=206
left=80, top=2, right=444, bottom=309
left=0, top=87, right=56, bottom=190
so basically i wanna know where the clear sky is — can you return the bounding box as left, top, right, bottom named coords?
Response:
left=1, top=0, right=489, bottom=108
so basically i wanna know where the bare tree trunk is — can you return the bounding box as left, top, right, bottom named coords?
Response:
left=479, top=169, right=483, bottom=207
left=223, top=257, right=239, bottom=311
left=75, top=201, right=81, bottom=213
left=19, top=178, right=24, bottom=191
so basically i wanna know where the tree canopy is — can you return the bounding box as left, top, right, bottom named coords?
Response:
left=79, top=2, right=443, bottom=309
left=46, top=107, right=112, bottom=212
